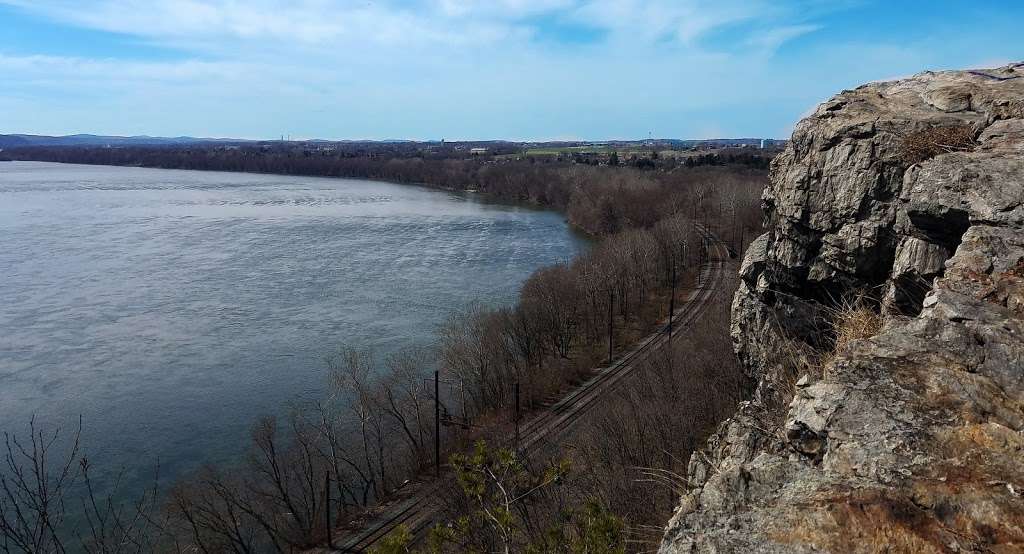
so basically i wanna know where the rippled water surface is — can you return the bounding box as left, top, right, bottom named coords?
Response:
left=0, top=161, right=586, bottom=490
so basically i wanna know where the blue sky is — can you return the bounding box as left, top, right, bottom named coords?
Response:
left=0, top=0, right=1021, bottom=140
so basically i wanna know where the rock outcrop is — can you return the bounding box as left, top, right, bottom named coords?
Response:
left=661, top=63, right=1024, bottom=553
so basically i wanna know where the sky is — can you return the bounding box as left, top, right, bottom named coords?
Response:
left=0, top=0, right=1021, bottom=141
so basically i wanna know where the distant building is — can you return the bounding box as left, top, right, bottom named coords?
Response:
left=470, top=148, right=489, bottom=155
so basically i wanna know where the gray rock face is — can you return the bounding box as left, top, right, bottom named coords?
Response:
left=662, top=63, right=1024, bottom=553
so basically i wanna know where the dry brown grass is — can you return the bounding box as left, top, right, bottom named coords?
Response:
left=821, top=297, right=884, bottom=379
left=900, top=124, right=976, bottom=165
left=832, top=300, right=883, bottom=353
left=778, top=294, right=885, bottom=391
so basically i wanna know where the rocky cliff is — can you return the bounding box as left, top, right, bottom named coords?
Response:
left=661, top=63, right=1024, bottom=553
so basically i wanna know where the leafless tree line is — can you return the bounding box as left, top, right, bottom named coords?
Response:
left=564, top=278, right=747, bottom=537
left=2, top=346, right=444, bottom=553
left=162, top=345, right=446, bottom=552
left=440, top=212, right=705, bottom=420
left=422, top=276, right=749, bottom=553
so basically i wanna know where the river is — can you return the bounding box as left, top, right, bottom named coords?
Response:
left=0, top=161, right=586, bottom=495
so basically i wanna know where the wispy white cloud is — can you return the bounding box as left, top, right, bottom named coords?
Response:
left=0, top=0, right=851, bottom=139
left=2, top=0, right=1018, bottom=140
left=570, top=0, right=766, bottom=44
left=0, top=0, right=552, bottom=48
left=0, top=53, right=244, bottom=81
left=745, top=24, right=820, bottom=54
left=432, top=0, right=575, bottom=19
left=0, top=0, right=828, bottom=50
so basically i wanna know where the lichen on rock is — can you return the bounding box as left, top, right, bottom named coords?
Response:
left=661, top=63, right=1024, bottom=553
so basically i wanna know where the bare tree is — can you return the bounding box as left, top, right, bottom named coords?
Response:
left=1, top=418, right=166, bottom=554
left=0, top=417, right=80, bottom=553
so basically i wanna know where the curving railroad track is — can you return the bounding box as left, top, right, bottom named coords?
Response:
left=321, top=229, right=729, bottom=552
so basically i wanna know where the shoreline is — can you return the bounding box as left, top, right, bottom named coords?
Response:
left=4, top=158, right=597, bottom=236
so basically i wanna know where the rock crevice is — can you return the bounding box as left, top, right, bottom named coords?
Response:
left=661, top=63, right=1024, bottom=553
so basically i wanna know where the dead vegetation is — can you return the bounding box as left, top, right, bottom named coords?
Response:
left=900, top=124, right=977, bottom=165
left=561, top=280, right=747, bottom=540
left=779, top=294, right=885, bottom=393
left=822, top=296, right=885, bottom=373
left=419, top=275, right=749, bottom=553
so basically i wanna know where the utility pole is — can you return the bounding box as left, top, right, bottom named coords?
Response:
left=607, top=289, right=614, bottom=365
left=668, top=255, right=676, bottom=337
left=434, top=370, right=440, bottom=477
left=698, top=234, right=707, bottom=286
left=325, top=473, right=334, bottom=550
left=460, top=379, right=467, bottom=427
left=731, top=204, right=738, bottom=253
left=514, top=382, right=520, bottom=452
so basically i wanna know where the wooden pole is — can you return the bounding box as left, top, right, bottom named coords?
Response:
left=668, top=256, right=676, bottom=337
left=607, top=290, right=614, bottom=365
left=434, top=370, right=440, bottom=477
left=514, top=382, right=520, bottom=452
left=325, top=473, right=334, bottom=550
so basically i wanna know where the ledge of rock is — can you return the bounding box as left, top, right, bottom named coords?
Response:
left=661, top=63, right=1024, bottom=553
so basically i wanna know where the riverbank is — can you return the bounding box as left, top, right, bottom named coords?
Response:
left=0, top=155, right=768, bottom=552
left=5, top=144, right=768, bottom=238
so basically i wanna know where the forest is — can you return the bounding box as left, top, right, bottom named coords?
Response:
left=0, top=145, right=769, bottom=553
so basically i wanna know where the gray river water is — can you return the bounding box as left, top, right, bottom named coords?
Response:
left=0, top=161, right=586, bottom=492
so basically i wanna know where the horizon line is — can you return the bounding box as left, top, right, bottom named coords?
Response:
left=1, top=132, right=791, bottom=144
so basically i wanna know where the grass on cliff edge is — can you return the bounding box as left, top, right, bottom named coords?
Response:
left=779, top=295, right=886, bottom=398
left=825, top=298, right=884, bottom=371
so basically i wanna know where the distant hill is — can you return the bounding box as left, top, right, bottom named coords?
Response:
left=0, top=134, right=250, bottom=149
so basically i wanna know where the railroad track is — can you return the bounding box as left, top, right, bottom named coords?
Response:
left=324, top=230, right=729, bottom=552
